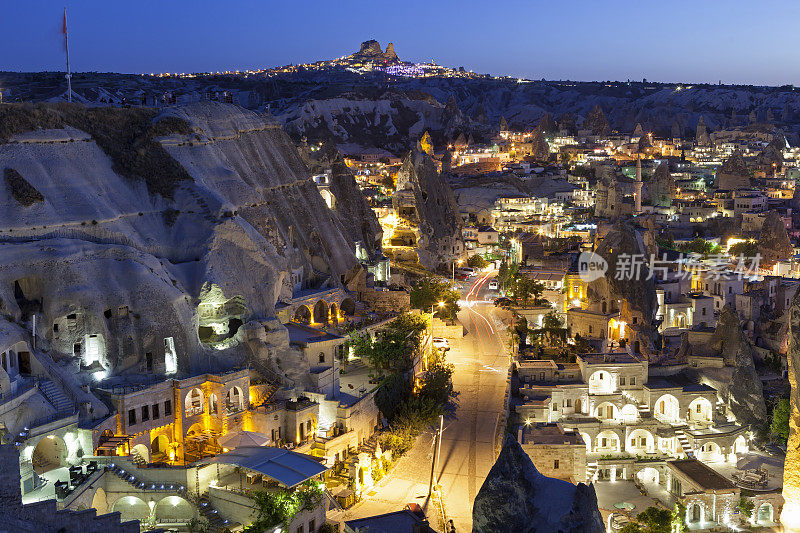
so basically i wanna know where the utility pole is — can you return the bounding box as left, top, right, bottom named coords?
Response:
left=428, top=415, right=443, bottom=496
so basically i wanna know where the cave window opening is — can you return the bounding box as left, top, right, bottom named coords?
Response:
left=53, top=323, right=58, bottom=333
left=145, top=352, right=153, bottom=372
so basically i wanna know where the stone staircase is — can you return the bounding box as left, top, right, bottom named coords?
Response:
left=675, top=428, right=694, bottom=458
left=197, top=495, right=231, bottom=533
left=637, top=403, right=652, bottom=419
left=38, top=378, right=73, bottom=414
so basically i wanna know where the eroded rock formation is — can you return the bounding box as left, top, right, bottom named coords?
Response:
left=782, top=292, right=800, bottom=531
left=473, top=435, right=604, bottom=533
left=715, top=150, right=751, bottom=189
left=644, top=161, right=675, bottom=207
left=393, top=143, right=462, bottom=269
left=0, top=101, right=361, bottom=383
left=584, top=105, right=610, bottom=136
left=707, top=305, right=767, bottom=427
left=758, top=210, right=793, bottom=265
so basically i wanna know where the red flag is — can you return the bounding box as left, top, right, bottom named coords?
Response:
left=62, top=8, right=68, bottom=52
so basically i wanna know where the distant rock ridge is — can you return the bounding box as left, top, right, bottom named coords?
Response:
left=350, top=40, right=401, bottom=63
left=473, top=435, right=604, bottom=533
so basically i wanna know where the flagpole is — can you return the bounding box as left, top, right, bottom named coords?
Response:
left=64, top=7, right=72, bottom=103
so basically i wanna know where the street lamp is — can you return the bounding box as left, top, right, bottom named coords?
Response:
left=452, top=259, right=463, bottom=282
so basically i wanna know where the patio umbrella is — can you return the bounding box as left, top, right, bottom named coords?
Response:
left=218, top=431, right=270, bottom=450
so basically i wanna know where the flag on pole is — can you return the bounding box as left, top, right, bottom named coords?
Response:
left=62, top=9, right=68, bottom=51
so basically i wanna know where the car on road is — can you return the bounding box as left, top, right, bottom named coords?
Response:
left=488, top=280, right=499, bottom=290
left=433, top=337, right=450, bottom=351
left=457, top=267, right=476, bottom=277
left=494, top=296, right=512, bottom=307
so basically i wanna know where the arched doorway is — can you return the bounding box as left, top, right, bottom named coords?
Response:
left=154, top=496, right=195, bottom=524
left=579, top=432, right=591, bottom=453
left=574, top=398, right=583, bottom=414
left=620, top=404, right=639, bottom=422
left=654, top=394, right=680, bottom=422
left=595, top=402, right=618, bottom=421
left=209, top=393, right=218, bottom=415
left=733, top=435, right=748, bottom=455
left=687, top=502, right=704, bottom=523
left=627, top=429, right=655, bottom=454
left=313, top=300, right=328, bottom=324
left=757, top=503, right=774, bottom=525
left=91, top=487, right=108, bottom=515
left=131, top=443, right=150, bottom=465
left=637, top=467, right=659, bottom=486
left=226, top=387, right=244, bottom=414
left=341, top=298, right=356, bottom=317
left=294, top=305, right=312, bottom=325
left=688, top=397, right=713, bottom=423
left=595, top=430, right=620, bottom=453
left=112, top=496, right=150, bottom=523
left=32, top=435, right=68, bottom=474
left=185, top=388, right=204, bottom=416
left=151, top=434, right=170, bottom=462
left=588, top=371, right=614, bottom=394
left=698, top=441, right=723, bottom=462
left=329, top=303, right=339, bottom=324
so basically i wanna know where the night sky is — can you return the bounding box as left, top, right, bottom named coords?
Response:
left=1, top=0, right=799, bottom=85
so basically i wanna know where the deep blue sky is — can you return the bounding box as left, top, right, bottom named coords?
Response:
left=1, top=0, right=798, bottom=85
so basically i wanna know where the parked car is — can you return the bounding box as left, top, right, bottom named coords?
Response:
left=458, top=267, right=476, bottom=276
left=406, top=502, right=425, bottom=520
left=433, top=337, right=450, bottom=351
left=494, top=297, right=512, bottom=307
left=488, top=280, right=499, bottom=290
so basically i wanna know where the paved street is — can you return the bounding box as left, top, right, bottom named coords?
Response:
left=340, top=273, right=510, bottom=532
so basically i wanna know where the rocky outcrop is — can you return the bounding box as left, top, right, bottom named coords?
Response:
left=696, top=115, right=711, bottom=146
left=384, top=42, right=398, bottom=61
left=715, top=150, right=751, bottom=189
left=707, top=305, right=767, bottom=427
left=531, top=131, right=550, bottom=161
left=394, top=143, right=462, bottom=270
left=348, top=40, right=401, bottom=64
left=758, top=210, right=793, bottom=265
left=0, top=101, right=361, bottom=383
left=757, top=131, right=786, bottom=171
left=782, top=292, right=800, bottom=530
left=584, top=105, right=610, bottom=136
left=473, top=435, right=604, bottom=533
left=535, top=113, right=557, bottom=137
left=643, top=161, right=675, bottom=207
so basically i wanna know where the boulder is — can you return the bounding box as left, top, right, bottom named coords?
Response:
left=473, top=435, right=604, bottom=533
left=758, top=210, right=793, bottom=266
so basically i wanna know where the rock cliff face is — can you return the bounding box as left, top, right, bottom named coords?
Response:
left=473, top=435, right=604, bottom=533
left=394, top=144, right=462, bottom=270
left=707, top=305, right=767, bottom=427
left=696, top=115, right=711, bottom=145
left=758, top=210, right=793, bottom=265
left=0, top=101, right=360, bottom=381
left=782, top=292, right=800, bottom=531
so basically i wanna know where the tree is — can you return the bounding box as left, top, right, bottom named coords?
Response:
left=349, top=313, right=429, bottom=373
left=417, top=358, right=456, bottom=407
left=729, top=240, right=759, bottom=258
left=635, top=506, right=673, bottom=533
left=375, top=372, right=413, bottom=420
left=736, top=496, right=755, bottom=519
left=771, top=398, right=790, bottom=442
left=543, top=311, right=563, bottom=330
left=677, top=238, right=720, bottom=256
left=467, top=254, right=488, bottom=269
left=410, top=277, right=460, bottom=319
